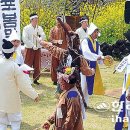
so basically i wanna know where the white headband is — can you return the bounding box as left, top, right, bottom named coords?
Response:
left=80, top=19, right=88, bottom=23
left=2, top=47, right=14, bottom=53
left=30, top=15, right=38, bottom=20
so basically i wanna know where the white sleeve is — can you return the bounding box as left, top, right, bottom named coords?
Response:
left=22, top=27, right=34, bottom=48
left=97, top=46, right=103, bottom=64
left=98, top=46, right=103, bottom=56
left=81, top=39, right=100, bottom=61
left=14, top=64, right=38, bottom=99
left=39, top=26, right=46, bottom=40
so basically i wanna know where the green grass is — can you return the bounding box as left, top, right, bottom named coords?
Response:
left=9, top=61, right=127, bottom=130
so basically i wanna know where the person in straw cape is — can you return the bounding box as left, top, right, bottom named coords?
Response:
left=39, top=31, right=95, bottom=109
left=49, top=15, right=72, bottom=86
left=42, top=60, right=84, bottom=130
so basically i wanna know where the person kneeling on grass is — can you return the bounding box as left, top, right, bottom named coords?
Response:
left=42, top=66, right=84, bottom=130
left=0, top=39, right=39, bottom=130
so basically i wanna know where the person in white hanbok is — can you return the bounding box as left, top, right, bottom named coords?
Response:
left=22, top=13, right=46, bottom=85
left=75, top=16, right=89, bottom=43
left=0, top=39, right=39, bottom=130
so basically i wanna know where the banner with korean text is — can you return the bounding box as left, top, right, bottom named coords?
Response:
left=0, top=0, right=20, bottom=50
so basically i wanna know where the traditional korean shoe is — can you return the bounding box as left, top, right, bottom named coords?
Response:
left=53, top=81, right=57, bottom=85
left=34, top=80, right=40, bottom=85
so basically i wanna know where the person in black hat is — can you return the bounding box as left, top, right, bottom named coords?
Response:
left=0, top=39, right=39, bottom=130
left=75, top=15, right=89, bottom=43
left=22, top=13, right=46, bottom=85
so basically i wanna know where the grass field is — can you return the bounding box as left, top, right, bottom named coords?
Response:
left=8, top=61, right=128, bottom=130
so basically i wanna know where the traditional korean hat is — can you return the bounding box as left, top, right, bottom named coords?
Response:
left=30, top=13, right=38, bottom=20
left=79, top=16, right=89, bottom=23
left=8, top=29, right=20, bottom=42
left=2, top=39, right=14, bottom=54
left=88, top=22, right=101, bottom=36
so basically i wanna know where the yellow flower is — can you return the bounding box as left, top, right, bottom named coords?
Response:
left=65, top=67, right=72, bottom=75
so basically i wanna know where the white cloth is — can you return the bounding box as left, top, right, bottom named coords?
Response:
left=0, top=58, right=38, bottom=113
left=8, top=29, right=20, bottom=42
left=75, top=27, right=88, bottom=43
left=81, top=38, right=103, bottom=61
left=66, top=54, right=72, bottom=67
left=80, top=73, right=89, bottom=105
left=0, top=111, right=21, bottom=130
left=11, top=121, right=21, bottom=130
left=0, top=112, right=21, bottom=125
left=22, top=24, right=46, bottom=48
left=0, top=124, right=7, bottom=130
left=14, top=45, right=24, bottom=65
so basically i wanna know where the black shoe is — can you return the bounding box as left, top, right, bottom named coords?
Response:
left=34, top=80, right=40, bottom=85
left=53, top=81, right=57, bottom=85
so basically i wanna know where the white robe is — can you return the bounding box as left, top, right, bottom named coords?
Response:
left=14, top=45, right=24, bottom=65
left=81, top=38, right=103, bottom=61
left=22, top=24, right=46, bottom=48
left=0, top=58, right=38, bottom=113
left=75, top=27, right=88, bottom=43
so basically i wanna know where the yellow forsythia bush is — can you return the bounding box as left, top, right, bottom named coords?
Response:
left=81, top=1, right=130, bottom=44
left=20, top=0, right=130, bottom=43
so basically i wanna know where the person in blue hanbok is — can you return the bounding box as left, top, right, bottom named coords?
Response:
left=80, top=23, right=105, bottom=105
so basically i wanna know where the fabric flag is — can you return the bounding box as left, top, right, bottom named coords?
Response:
left=115, top=57, right=128, bottom=73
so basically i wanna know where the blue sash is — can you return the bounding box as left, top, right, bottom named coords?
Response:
left=86, top=38, right=99, bottom=95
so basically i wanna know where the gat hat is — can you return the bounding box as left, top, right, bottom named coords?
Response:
left=8, top=29, right=20, bottom=42
left=88, top=23, right=100, bottom=36
left=124, top=29, right=130, bottom=42
left=2, top=39, right=14, bottom=53
left=79, top=16, right=89, bottom=23
left=30, top=13, right=38, bottom=20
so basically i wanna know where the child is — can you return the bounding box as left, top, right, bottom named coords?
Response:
left=0, top=39, right=39, bottom=130
left=8, top=29, right=24, bottom=66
